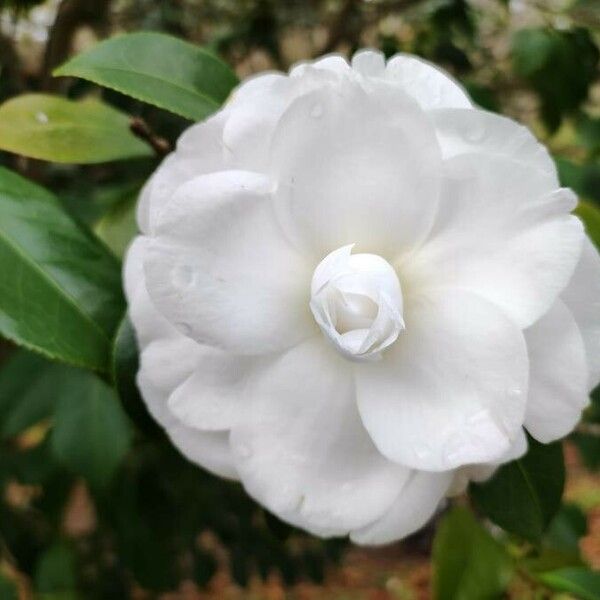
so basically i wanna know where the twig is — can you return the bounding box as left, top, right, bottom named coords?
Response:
left=576, top=422, right=600, bottom=437
left=130, top=118, right=172, bottom=158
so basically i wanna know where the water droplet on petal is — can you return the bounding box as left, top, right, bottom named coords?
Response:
left=35, top=112, right=49, bottom=124
left=310, top=103, right=323, bottom=118
left=465, top=125, right=485, bottom=143
left=237, top=443, right=252, bottom=459
left=414, top=444, right=431, bottom=460
left=172, top=264, right=195, bottom=288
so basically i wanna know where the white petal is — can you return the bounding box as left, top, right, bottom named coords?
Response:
left=561, top=238, right=600, bottom=390
left=167, top=350, right=262, bottom=431
left=350, top=471, right=453, bottom=546
left=270, top=80, right=442, bottom=259
left=448, top=428, right=528, bottom=496
left=137, top=111, right=229, bottom=233
left=145, top=170, right=314, bottom=355
left=525, top=300, right=589, bottom=442
left=430, top=108, right=557, bottom=179
left=124, top=237, right=179, bottom=347
left=137, top=344, right=238, bottom=480
left=356, top=289, right=529, bottom=471
left=407, top=154, right=584, bottom=328
left=384, top=54, right=472, bottom=110
left=230, top=338, right=409, bottom=535
left=352, top=49, right=386, bottom=77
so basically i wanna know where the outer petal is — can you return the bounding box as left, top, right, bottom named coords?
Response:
left=406, top=155, right=584, bottom=328
left=384, top=54, right=472, bottom=110
left=430, top=108, right=557, bottom=180
left=145, top=170, right=315, bottom=355
left=230, top=338, right=410, bottom=536
left=350, top=471, right=453, bottom=546
left=356, top=289, right=529, bottom=471
left=561, top=238, right=600, bottom=389
left=138, top=370, right=237, bottom=480
left=448, top=428, right=528, bottom=496
left=524, top=300, right=589, bottom=442
left=270, top=80, right=442, bottom=259
left=137, top=111, right=230, bottom=233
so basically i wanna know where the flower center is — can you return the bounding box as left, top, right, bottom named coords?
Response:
left=309, top=245, right=404, bottom=361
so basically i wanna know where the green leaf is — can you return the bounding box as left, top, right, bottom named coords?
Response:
left=94, top=187, right=139, bottom=258
left=54, top=32, right=239, bottom=121
left=34, top=542, right=76, bottom=596
left=0, top=94, right=152, bottom=163
left=50, top=370, right=132, bottom=489
left=470, top=437, right=565, bottom=542
left=538, top=567, right=600, bottom=600
left=0, top=349, right=75, bottom=439
left=512, top=28, right=599, bottom=131
left=575, top=201, right=600, bottom=249
left=0, top=167, right=124, bottom=371
left=111, top=315, right=162, bottom=436
left=432, top=507, right=513, bottom=600
left=0, top=573, right=17, bottom=600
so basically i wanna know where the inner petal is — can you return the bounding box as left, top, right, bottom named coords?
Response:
left=336, top=292, right=379, bottom=333
left=310, top=245, right=404, bottom=361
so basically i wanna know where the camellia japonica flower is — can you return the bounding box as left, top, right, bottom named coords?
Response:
left=125, top=50, right=600, bottom=544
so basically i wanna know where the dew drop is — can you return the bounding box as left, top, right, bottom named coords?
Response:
left=172, top=264, right=195, bottom=288
left=310, top=103, right=323, bottom=118
left=465, top=125, right=485, bottom=143
left=35, top=112, right=49, bottom=124
left=414, top=444, right=431, bottom=460
left=237, top=443, right=252, bottom=459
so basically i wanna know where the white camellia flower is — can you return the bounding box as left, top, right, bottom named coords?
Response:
left=124, top=50, right=600, bottom=545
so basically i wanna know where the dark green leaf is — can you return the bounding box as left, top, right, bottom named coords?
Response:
left=111, top=315, right=162, bottom=436
left=470, top=437, right=565, bottom=542
left=0, top=167, right=124, bottom=371
left=34, top=542, right=77, bottom=595
left=54, top=32, right=239, bottom=121
left=0, top=349, right=76, bottom=439
left=0, top=573, right=17, bottom=600
left=50, top=371, right=132, bottom=489
left=539, top=567, right=600, bottom=600
left=432, top=507, right=513, bottom=600
left=0, top=94, right=152, bottom=163
left=512, top=28, right=599, bottom=131
left=556, top=157, right=600, bottom=204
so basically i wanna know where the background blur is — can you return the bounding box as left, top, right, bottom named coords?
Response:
left=0, top=0, right=599, bottom=598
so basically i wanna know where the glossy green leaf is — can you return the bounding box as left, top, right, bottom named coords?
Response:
left=539, top=567, right=600, bottom=600
left=50, top=371, right=132, bottom=489
left=575, top=201, right=600, bottom=249
left=0, top=94, right=152, bottom=163
left=54, top=32, right=239, bottom=121
left=432, top=507, right=513, bottom=600
left=470, top=437, right=565, bottom=542
left=0, top=167, right=124, bottom=371
left=111, top=314, right=162, bottom=436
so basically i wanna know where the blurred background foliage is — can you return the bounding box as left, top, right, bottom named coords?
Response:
left=0, top=0, right=600, bottom=598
